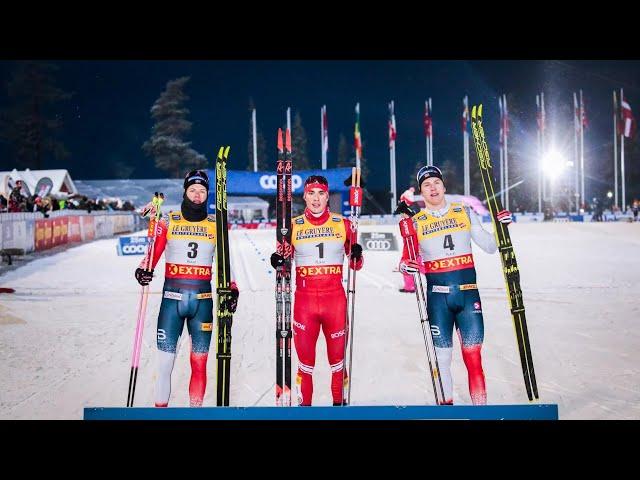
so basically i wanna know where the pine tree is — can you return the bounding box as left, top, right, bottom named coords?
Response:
left=142, top=76, right=206, bottom=178
left=292, top=111, right=311, bottom=170
left=336, top=133, right=350, bottom=167
left=0, top=61, right=72, bottom=170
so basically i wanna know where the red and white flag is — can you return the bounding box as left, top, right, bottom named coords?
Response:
left=424, top=100, right=432, bottom=138
left=322, top=105, right=328, bottom=154
left=621, top=99, right=635, bottom=138
left=388, top=101, right=397, bottom=148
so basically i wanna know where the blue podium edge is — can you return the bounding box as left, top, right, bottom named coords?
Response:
left=84, top=404, right=558, bottom=420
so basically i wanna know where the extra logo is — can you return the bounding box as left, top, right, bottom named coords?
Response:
left=260, top=174, right=302, bottom=191
left=297, top=265, right=342, bottom=277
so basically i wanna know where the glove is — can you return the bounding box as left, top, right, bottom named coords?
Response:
left=350, top=243, right=363, bottom=261
left=135, top=268, right=154, bottom=286
left=227, top=282, right=239, bottom=313
left=400, top=259, right=421, bottom=275
left=270, top=252, right=285, bottom=270
left=497, top=209, right=512, bottom=225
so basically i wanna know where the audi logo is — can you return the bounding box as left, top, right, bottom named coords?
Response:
left=260, top=174, right=302, bottom=190
left=365, top=239, right=392, bottom=250
left=121, top=244, right=147, bottom=254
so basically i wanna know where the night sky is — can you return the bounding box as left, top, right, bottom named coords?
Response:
left=1, top=60, right=639, bottom=201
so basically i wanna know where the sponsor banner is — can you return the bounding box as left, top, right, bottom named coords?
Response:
left=35, top=219, right=53, bottom=251
left=117, top=236, right=150, bottom=256
left=68, top=216, right=82, bottom=242
left=360, top=232, right=398, bottom=251
left=51, top=218, right=68, bottom=247
left=81, top=216, right=95, bottom=241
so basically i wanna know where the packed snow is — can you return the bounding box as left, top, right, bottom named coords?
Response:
left=1, top=222, right=639, bottom=419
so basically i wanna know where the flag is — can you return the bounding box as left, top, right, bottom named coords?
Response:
left=354, top=103, right=362, bottom=157
left=322, top=105, right=328, bottom=154
left=424, top=100, right=432, bottom=138
left=499, top=97, right=503, bottom=146
left=580, top=93, right=588, bottom=129
left=388, top=101, right=396, bottom=148
left=462, top=96, right=469, bottom=133
left=621, top=99, right=635, bottom=138
left=537, top=94, right=546, bottom=132
left=574, top=92, right=580, bottom=132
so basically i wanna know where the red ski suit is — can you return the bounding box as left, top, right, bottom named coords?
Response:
left=291, top=208, right=363, bottom=406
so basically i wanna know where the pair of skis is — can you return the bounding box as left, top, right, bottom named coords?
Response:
left=215, top=146, right=234, bottom=407
left=470, top=105, right=538, bottom=401
left=275, top=128, right=293, bottom=406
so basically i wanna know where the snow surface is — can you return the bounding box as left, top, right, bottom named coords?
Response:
left=1, top=222, right=639, bottom=419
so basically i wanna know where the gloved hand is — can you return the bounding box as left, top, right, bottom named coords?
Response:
left=399, top=259, right=421, bottom=275
left=497, top=209, right=513, bottom=225
left=228, top=282, right=239, bottom=313
left=135, top=268, right=154, bottom=286
left=350, top=243, right=363, bottom=261
left=270, top=252, right=285, bottom=270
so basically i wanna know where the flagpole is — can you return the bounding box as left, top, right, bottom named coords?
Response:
left=429, top=98, right=433, bottom=166
left=621, top=88, right=626, bottom=212
left=503, top=93, right=509, bottom=211
left=389, top=101, right=397, bottom=212
left=613, top=91, right=618, bottom=210
left=463, top=95, right=470, bottom=196
left=425, top=100, right=429, bottom=166
left=573, top=92, right=581, bottom=213
left=580, top=90, right=585, bottom=208
left=541, top=92, right=546, bottom=207
left=321, top=105, right=327, bottom=170
left=252, top=108, right=258, bottom=172
left=536, top=95, right=541, bottom=212
left=499, top=96, right=504, bottom=205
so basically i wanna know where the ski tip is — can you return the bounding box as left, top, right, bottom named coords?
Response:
left=478, top=104, right=483, bottom=119
left=471, top=105, right=477, bottom=120
left=217, top=146, right=225, bottom=159
left=285, top=128, right=291, bottom=150
left=277, top=128, right=283, bottom=150
left=223, top=146, right=230, bottom=159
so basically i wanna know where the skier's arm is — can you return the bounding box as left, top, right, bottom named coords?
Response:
left=343, top=218, right=363, bottom=271
left=399, top=218, right=425, bottom=274
left=466, top=206, right=497, bottom=254
left=138, top=217, right=168, bottom=271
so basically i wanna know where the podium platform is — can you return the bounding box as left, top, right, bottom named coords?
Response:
left=84, top=404, right=558, bottom=420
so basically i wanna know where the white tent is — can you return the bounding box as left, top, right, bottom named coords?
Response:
left=0, top=168, right=78, bottom=198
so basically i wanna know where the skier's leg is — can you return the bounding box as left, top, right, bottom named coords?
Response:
left=292, top=290, right=321, bottom=406
left=320, top=288, right=348, bottom=405
left=426, top=287, right=455, bottom=404
left=155, top=289, right=185, bottom=407
left=455, top=289, right=486, bottom=405
left=186, top=289, right=213, bottom=407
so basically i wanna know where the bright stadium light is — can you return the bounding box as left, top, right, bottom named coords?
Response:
left=542, top=150, right=568, bottom=180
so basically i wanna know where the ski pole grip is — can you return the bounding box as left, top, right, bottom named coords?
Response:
left=399, top=217, right=416, bottom=238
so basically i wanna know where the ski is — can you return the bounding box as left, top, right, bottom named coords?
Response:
left=396, top=202, right=447, bottom=405
left=215, top=146, right=233, bottom=406
left=342, top=166, right=362, bottom=405
left=275, top=128, right=293, bottom=406
left=470, top=104, right=539, bottom=401
left=127, top=191, right=164, bottom=407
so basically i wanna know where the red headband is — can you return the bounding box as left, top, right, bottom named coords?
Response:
left=304, top=182, right=329, bottom=193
